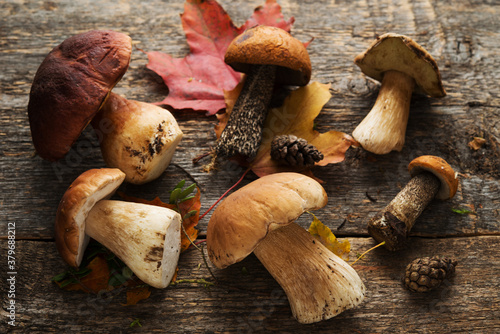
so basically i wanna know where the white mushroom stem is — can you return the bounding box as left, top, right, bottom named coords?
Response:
left=253, top=223, right=365, bottom=324
left=85, top=200, right=181, bottom=289
left=92, top=93, right=183, bottom=185
left=353, top=70, right=416, bottom=154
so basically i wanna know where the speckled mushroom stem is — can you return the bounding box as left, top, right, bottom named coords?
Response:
left=352, top=70, right=416, bottom=154
left=253, top=223, right=365, bottom=324
left=215, top=64, right=277, bottom=159
left=367, top=172, right=440, bottom=251
left=85, top=200, right=181, bottom=288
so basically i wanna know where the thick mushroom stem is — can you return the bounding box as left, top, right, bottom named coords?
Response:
left=215, top=64, right=277, bottom=159
left=85, top=200, right=182, bottom=288
left=352, top=70, right=416, bottom=154
left=253, top=223, right=365, bottom=324
left=91, top=93, right=183, bottom=185
left=367, top=173, right=440, bottom=251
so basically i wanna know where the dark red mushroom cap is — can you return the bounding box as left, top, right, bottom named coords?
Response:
left=28, top=30, right=132, bottom=161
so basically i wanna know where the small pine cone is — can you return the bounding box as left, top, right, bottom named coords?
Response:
left=403, top=256, right=458, bottom=292
left=270, top=135, right=324, bottom=168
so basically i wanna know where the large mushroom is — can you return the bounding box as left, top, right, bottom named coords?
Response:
left=55, top=168, right=182, bottom=288
left=215, top=25, right=311, bottom=161
left=28, top=30, right=183, bottom=184
left=352, top=33, right=446, bottom=154
left=206, top=172, right=365, bottom=324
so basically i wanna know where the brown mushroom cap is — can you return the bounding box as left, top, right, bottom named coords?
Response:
left=55, top=168, right=125, bottom=267
left=408, top=155, right=458, bottom=200
left=354, top=33, right=446, bottom=97
left=224, top=25, right=311, bottom=86
left=207, top=172, right=327, bottom=269
left=28, top=30, right=132, bottom=161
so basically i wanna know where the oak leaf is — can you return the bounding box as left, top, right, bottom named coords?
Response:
left=308, top=213, right=351, bottom=261
left=146, top=0, right=294, bottom=115
left=216, top=81, right=357, bottom=178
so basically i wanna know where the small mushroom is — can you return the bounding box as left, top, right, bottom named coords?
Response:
left=216, top=25, right=311, bottom=160
left=28, top=30, right=183, bottom=184
left=352, top=33, right=446, bottom=154
left=367, top=155, right=458, bottom=251
left=206, top=172, right=365, bottom=324
left=55, top=168, right=182, bottom=288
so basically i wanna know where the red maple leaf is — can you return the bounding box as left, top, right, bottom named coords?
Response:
left=146, top=0, right=294, bottom=115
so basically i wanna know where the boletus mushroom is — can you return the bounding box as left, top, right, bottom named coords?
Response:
left=55, top=168, right=182, bottom=288
left=215, top=25, right=311, bottom=161
left=367, top=155, right=458, bottom=251
left=28, top=30, right=182, bottom=184
left=352, top=33, right=446, bottom=154
left=206, top=172, right=365, bottom=324
left=91, top=92, right=183, bottom=184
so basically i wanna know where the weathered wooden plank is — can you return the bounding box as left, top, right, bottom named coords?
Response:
left=1, top=1, right=500, bottom=332
left=1, top=0, right=499, bottom=240
left=1, top=236, right=499, bottom=333
left=0, top=1, right=500, bottom=239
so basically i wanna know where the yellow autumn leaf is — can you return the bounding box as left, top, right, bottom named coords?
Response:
left=308, top=213, right=350, bottom=261
left=251, top=82, right=357, bottom=177
left=217, top=81, right=357, bottom=178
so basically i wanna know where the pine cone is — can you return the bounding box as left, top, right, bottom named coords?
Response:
left=270, top=135, right=324, bottom=168
left=403, top=256, right=458, bottom=292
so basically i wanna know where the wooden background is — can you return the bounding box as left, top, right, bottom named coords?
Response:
left=1, top=0, right=499, bottom=332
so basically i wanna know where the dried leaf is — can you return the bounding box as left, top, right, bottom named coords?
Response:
left=308, top=213, right=350, bottom=261
left=123, top=286, right=151, bottom=306
left=217, top=81, right=357, bottom=177
left=243, top=0, right=295, bottom=31
left=56, top=256, right=111, bottom=294
left=468, top=137, right=486, bottom=150
left=146, top=0, right=294, bottom=115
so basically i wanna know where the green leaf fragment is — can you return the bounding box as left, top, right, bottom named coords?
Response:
left=174, top=179, right=186, bottom=190
left=179, top=183, right=197, bottom=199
left=170, top=188, right=182, bottom=204
left=179, top=195, right=196, bottom=203
left=183, top=210, right=198, bottom=221
left=130, top=318, right=142, bottom=328
left=58, top=278, right=79, bottom=288
left=122, top=267, right=134, bottom=280
left=108, top=273, right=126, bottom=287
left=73, top=267, right=92, bottom=276
left=51, top=272, right=69, bottom=282
left=451, top=208, right=474, bottom=215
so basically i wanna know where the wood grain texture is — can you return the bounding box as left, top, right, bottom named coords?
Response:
left=1, top=237, right=499, bottom=333
left=0, top=0, right=499, bottom=332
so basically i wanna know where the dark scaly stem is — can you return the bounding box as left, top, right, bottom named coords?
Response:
left=216, top=64, right=277, bottom=159
left=367, top=173, right=440, bottom=251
